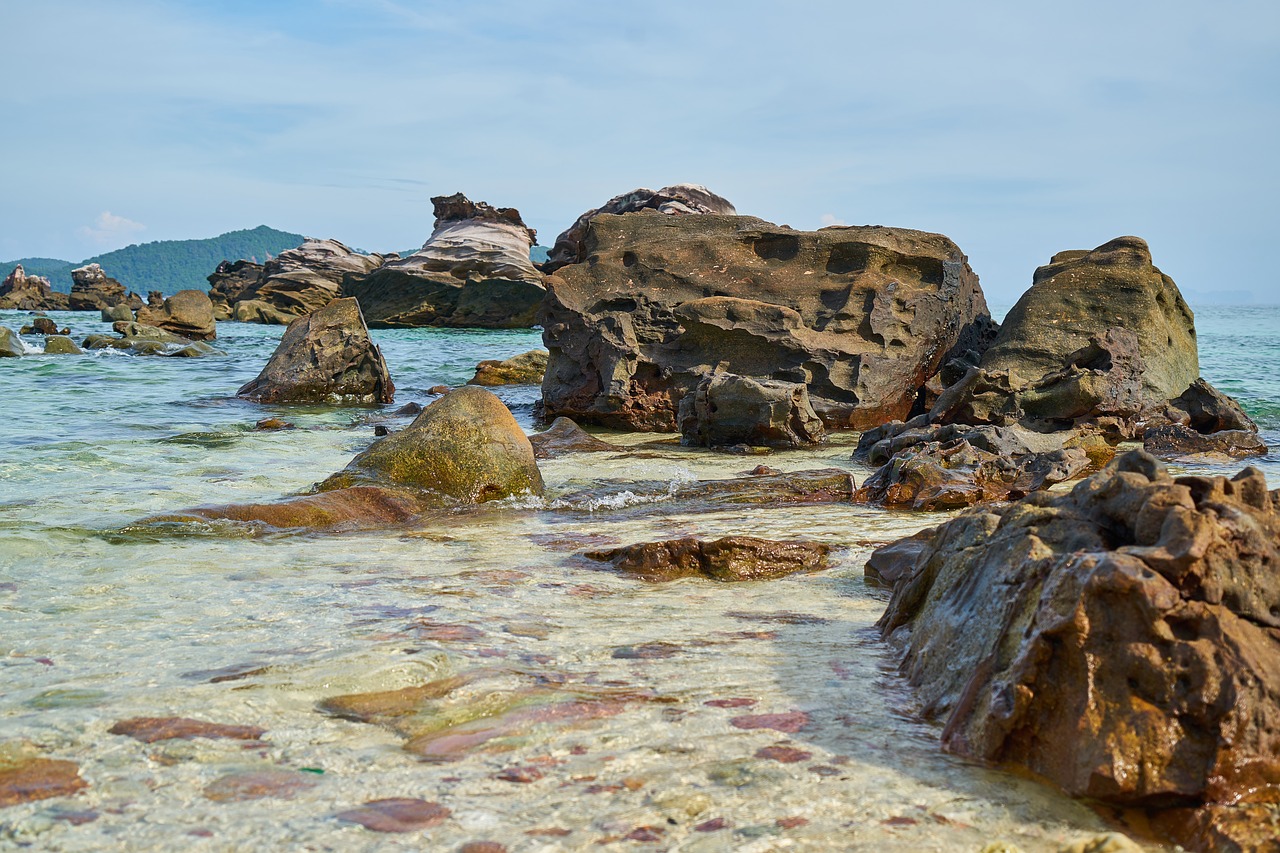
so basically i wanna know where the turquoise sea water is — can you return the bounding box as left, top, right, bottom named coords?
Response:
left=0, top=304, right=1276, bottom=851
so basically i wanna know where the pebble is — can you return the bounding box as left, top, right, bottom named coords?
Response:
left=495, top=766, right=543, bottom=784
left=108, top=717, right=265, bottom=743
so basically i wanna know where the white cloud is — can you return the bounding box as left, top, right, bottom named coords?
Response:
left=819, top=213, right=846, bottom=228
left=78, top=211, right=146, bottom=246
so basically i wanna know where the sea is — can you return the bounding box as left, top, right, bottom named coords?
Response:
left=0, top=304, right=1277, bottom=851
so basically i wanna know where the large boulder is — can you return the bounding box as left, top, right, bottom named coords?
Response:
left=231, top=239, right=384, bottom=325
left=345, top=194, right=545, bottom=328
left=543, top=183, right=737, bottom=272
left=0, top=265, right=69, bottom=311
left=678, top=373, right=825, bottom=449
left=539, top=214, right=994, bottom=431
left=135, top=289, right=217, bottom=341
left=207, top=260, right=263, bottom=320
left=236, top=298, right=394, bottom=405
left=875, top=451, right=1280, bottom=851
left=318, top=386, right=544, bottom=502
left=68, top=263, right=140, bottom=312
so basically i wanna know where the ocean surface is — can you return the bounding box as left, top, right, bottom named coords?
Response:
left=0, top=305, right=1277, bottom=851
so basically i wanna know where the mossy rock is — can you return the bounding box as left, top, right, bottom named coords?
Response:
left=43, top=335, right=82, bottom=355
left=320, top=386, right=543, bottom=503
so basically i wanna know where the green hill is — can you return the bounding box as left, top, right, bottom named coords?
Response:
left=1, top=226, right=305, bottom=296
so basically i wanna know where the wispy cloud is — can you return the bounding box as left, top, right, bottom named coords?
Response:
left=819, top=214, right=846, bottom=228
left=78, top=211, right=146, bottom=246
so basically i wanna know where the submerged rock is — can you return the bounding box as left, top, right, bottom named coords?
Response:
left=68, top=263, right=139, bottom=312
left=543, top=183, right=737, bottom=272
left=346, top=193, right=545, bottom=328
left=539, top=213, right=992, bottom=431
left=468, top=349, right=548, bottom=386
left=528, top=417, right=621, bottom=458
left=0, top=752, right=87, bottom=807
left=0, top=265, right=69, bottom=311
left=236, top=298, right=394, bottom=405
left=586, top=536, right=830, bottom=582
left=107, top=716, right=265, bottom=743
left=335, top=798, right=451, bottom=832
left=679, top=373, right=825, bottom=449
left=232, top=239, right=384, bottom=324
left=134, top=289, right=217, bottom=341
left=875, top=451, right=1280, bottom=850
left=82, top=322, right=223, bottom=357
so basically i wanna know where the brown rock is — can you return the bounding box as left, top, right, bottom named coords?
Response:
left=0, top=265, right=69, bottom=311
left=207, top=259, right=264, bottom=320
left=0, top=757, right=87, bottom=807
left=232, top=239, right=384, bottom=324
left=878, top=451, right=1280, bottom=849
left=755, top=745, right=813, bottom=763
left=1143, top=423, right=1267, bottom=458
left=134, top=290, right=217, bottom=341
left=236, top=298, right=394, bottom=404
left=68, top=263, right=138, bottom=311
left=345, top=194, right=545, bottom=329
left=538, top=214, right=992, bottom=431
left=22, top=317, right=58, bottom=335
left=528, top=417, right=620, bottom=458
left=203, top=769, right=318, bottom=802
left=679, top=373, right=826, bottom=449
left=729, top=711, right=811, bottom=733
left=543, top=183, right=737, bottom=272
left=467, top=349, right=547, bottom=386
left=107, top=716, right=265, bottom=743
left=335, top=798, right=451, bottom=832
left=586, top=536, right=830, bottom=582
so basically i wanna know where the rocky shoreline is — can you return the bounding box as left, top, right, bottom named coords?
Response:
left=1, top=185, right=1275, bottom=851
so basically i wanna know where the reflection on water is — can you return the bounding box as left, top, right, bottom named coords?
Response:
left=4, top=309, right=1276, bottom=850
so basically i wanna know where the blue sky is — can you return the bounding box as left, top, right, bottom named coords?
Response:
left=2, top=0, right=1277, bottom=304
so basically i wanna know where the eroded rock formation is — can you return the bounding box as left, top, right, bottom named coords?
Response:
left=134, top=290, right=217, bottom=341
left=539, top=214, right=993, bottom=431
left=543, top=183, right=737, bottom=272
left=68, top=263, right=140, bottom=312
left=678, top=373, right=825, bottom=449
left=0, top=265, right=68, bottom=311
left=236, top=298, right=393, bottom=405
left=874, top=451, right=1280, bottom=851
left=207, top=260, right=263, bottom=320
left=232, top=239, right=384, bottom=324
left=345, top=194, right=545, bottom=328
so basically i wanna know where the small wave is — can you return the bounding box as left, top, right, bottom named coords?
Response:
left=548, top=480, right=682, bottom=513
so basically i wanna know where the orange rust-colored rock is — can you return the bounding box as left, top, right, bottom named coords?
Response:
left=0, top=758, right=87, bottom=807
left=586, top=536, right=829, bottom=582
left=108, top=716, right=265, bottom=743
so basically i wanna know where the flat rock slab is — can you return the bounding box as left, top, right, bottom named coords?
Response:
left=587, top=535, right=830, bottom=582
left=108, top=716, right=265, bottom=743
left=203, top=769, right=319, bottom=802
left=335, top=797, right=451, bottom=832
left=0, top=758, right=88, bottom=807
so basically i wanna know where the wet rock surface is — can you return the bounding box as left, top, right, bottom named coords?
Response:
left=236, top=298, right=394, bottom=404
left=543, top=183, right=737, bottom=272
left=0, top=265, right=68, bottom=311
left=107, top=716, right=265, bottom=743
left=231, top=239, right=384, bottom=324
left=346, top=194, right=545, bottom=329
left=0, top=744, right=88, bottom=807
left=467, top=349, right=547, bottom=386
left=0, top=326, right=22, bottom=357
left=82, top=322, right=223, bottom=357
left=679, top=373, right=826, bottom=449
left=528, top=417, right=621, bottom=458
left=875, top=450, right=1280, bottom=850
left=134, top=289, right=217, bottom=341
left=586, top=536, right=831, bottom=581
left=539, top=213, right=992, bottom=431
left=1143, top=422, right=1267, bottom=458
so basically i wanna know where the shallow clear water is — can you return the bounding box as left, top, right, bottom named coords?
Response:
left=0, top=306, right=1276, bottom=851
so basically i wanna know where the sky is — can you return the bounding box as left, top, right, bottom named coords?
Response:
left=2, top=0, right=1277, bottom=305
